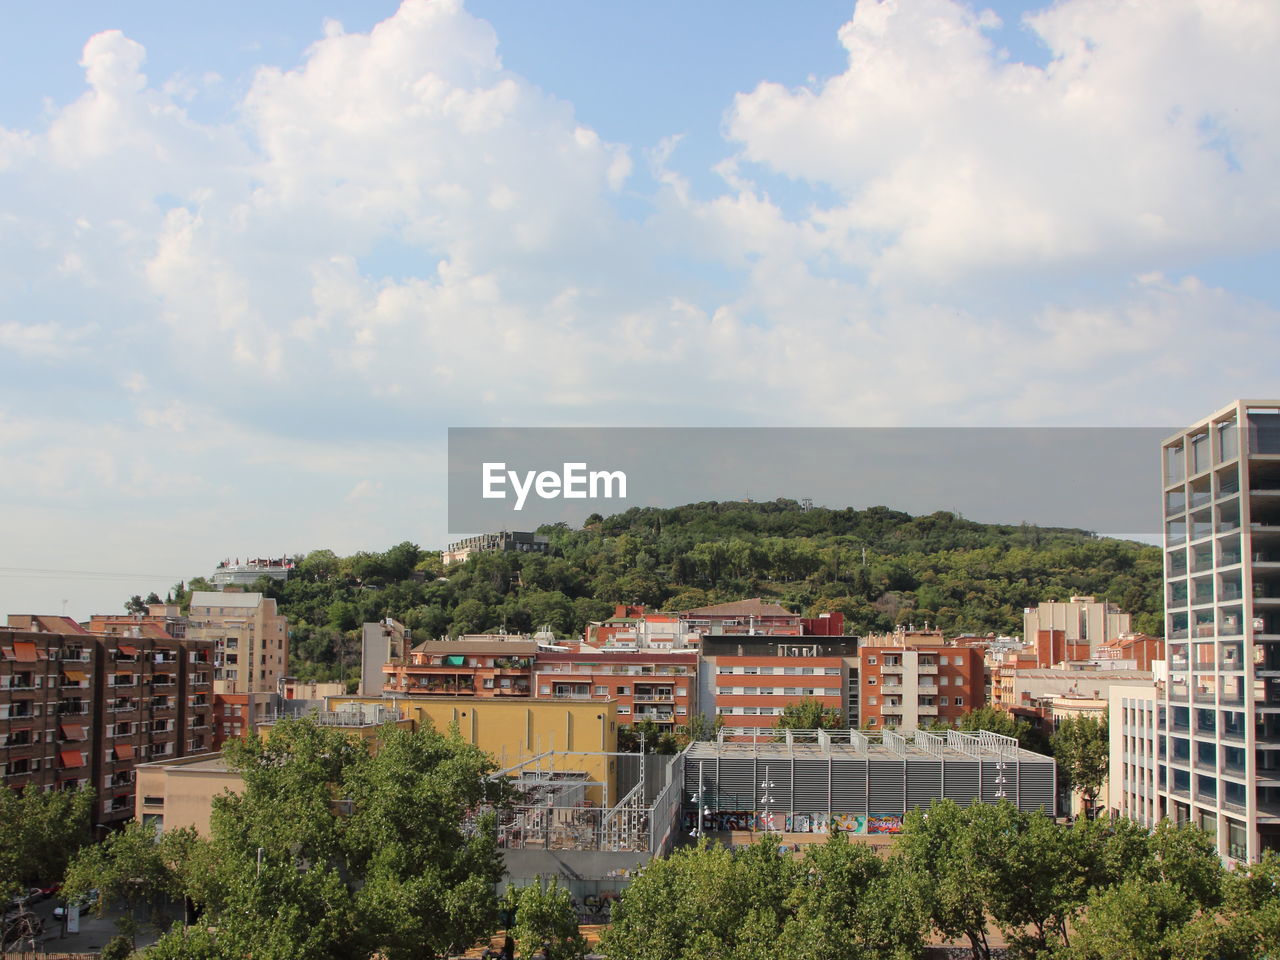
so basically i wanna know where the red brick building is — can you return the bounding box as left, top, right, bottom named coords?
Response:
left=0, top=625, right=213, bottom=831
left=700, top=635, right=859, bottom=731
left=533, top=649, right=697, bottom=727
left=381, top=638, right=537, bottom=698
left=859, top=633, right=984, bottom=729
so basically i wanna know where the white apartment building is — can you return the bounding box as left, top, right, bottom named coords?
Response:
left=1109, top=678, right=1164, bottom=829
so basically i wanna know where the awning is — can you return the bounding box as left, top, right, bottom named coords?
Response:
left=117, top=644, right=139, bottom=656
left=443, top=655, right=466, bottom=666
left=60, top=723, right=86, bottom=741
left=114, top=743, right=135, bottom=760
left=13, top=642, right=37, bottom=662
left=60, top=749, right=85, bottom=768
left=62, top=669, right=88, bottom=683
left=0, top=646, right=12, bottom=660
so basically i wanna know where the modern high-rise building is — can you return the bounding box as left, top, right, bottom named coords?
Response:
left=1160, top=400, right=1280, bottom=861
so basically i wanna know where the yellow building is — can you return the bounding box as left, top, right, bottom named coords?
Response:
left=136, top=696, right=621, bottom=832
left=327, top=695, right=619, bottom=803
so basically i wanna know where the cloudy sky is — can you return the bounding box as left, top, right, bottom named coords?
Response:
left=2, top=0, right=1277, bottom=618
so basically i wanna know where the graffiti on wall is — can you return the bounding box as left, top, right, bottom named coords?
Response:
left=866, top=814, right=904, bottom=834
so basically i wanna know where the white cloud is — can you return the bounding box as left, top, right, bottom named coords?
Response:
left=726, top=0, right=1280, bottom=282
left=1, top=0, right=1280, bottom=623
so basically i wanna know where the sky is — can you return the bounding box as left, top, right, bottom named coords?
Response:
left=1, top=0, right=1278, bottom=619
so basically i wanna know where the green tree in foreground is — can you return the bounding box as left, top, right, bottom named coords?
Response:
left=0, top=785, right=95, bottom=898
left=1052, top=715, right=1110, bottom=815
left=603, top=835, right=925, bottom=960
left=63, top=821, right=196, bottom=946
left=0, top=785, right=95, bottom=947
left=141, top=717, right=509, bottom=960
left=776, top=697, right=845, bottom=730
left=508, top=877, right=587, bottom=960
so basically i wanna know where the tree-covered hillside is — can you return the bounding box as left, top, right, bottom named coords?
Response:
left=163, top=500, right=1162, bottom=685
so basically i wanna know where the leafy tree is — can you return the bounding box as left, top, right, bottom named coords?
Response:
left=63, top=821, right=196, bottom=944
left=125, top=594, right=148, bottom=615
left=900, top=800, right=995, bottom=959
left=778, top=834, right=926, bottom=960
left=0, top=785, right=94, bottom=949
left=507, top=877, right=586, bottom=960
left=0, top=785, right=94, bottom=899
left=776, top=697, right=845, bottom=730
left=1052, top=716, right=1110, bottom=814
left=145, top=717, right=509, bottom=960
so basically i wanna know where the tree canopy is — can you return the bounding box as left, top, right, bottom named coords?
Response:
left=115, top=717, right=513, bottom=960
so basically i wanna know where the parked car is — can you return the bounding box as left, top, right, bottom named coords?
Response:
left=53, top=889, right=98, bottom=920
left=6, top=888, right=41, bottom=912
left=36, top=882, right=61, bottom=901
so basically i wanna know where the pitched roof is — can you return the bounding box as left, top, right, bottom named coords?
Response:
left=681, top=598, right=794, bottom=618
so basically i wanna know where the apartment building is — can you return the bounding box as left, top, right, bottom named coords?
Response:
left=1160, top=399, right=1280, bottom=861
left=700, top=636, right=857, bottom=730
left=533, top=649, right=698, bottom=726
left=585, top=605, right=695, bottom=649
left=381, top=638, right=537, bottom=698
left=361, top=618, right=411, bottom=695
left=442, top=531, right=549, bottom=566
left=89, top=603, right=188, bottom=640
left=0, top=627, right=213, bottom=830
left=186, top=591, right=288, bottom=697
left=1024, top=597, right=1131, bottom=657
left=1109, top=680, right=1164, bottom=830
left=859, top=639, right=984, bottom=730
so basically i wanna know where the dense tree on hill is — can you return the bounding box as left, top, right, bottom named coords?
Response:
left=145, top=501, right=1162, bottom=677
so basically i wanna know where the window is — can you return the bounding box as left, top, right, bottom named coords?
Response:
left=824, top=667, right=840, bottom=675
left=940, top=676, right=949, bottom=686
left=539, top=685, right=550, bottom=695
left=594, top=686, right=607, bottom=696
left=867, top=696, right=878, bottom=705
left=955, top=697, right=964, bottom=707
left=866, top=656, right=877, bottom=665
left=941, top=697, right=949, bottom=706
left=867, top=678, right=877, bottom=686
left=617, top=686, right=629, bottom=695
left=867, top=717, right=877, bottom=726
left=618, top=705, right=631, bottom=714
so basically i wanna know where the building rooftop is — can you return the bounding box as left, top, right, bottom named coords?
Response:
left=682, top=598, right=794, bottom=618
left=687, top=728, right=1048, bottom=763
left=409, top=639, right=539, bottom=655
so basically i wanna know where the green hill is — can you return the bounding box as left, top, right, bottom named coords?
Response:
left=162, top=500, right=1163, bottom=685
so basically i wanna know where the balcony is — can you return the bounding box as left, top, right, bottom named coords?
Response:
left=917, top=663, right=938, bottom=675
left=881, top=663, right=903, bottom=674
left=917, top=703, right=939, bottom=716
left=633, top=693, right=674, bottom=702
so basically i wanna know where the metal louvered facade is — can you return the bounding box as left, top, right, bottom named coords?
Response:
left=682, top=729, right=1057, bottom=819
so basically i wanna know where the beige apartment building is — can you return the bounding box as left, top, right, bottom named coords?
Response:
left=1023, top=597, right=1131, bottom=657
left=186, top=591, right=288, bottom=697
